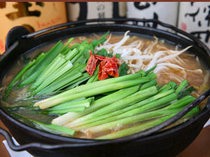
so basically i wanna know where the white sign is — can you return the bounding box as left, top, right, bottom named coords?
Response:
left=67, top=2, right=126, bottom=21
left=178, top=2, right=210, bottom=48
left=127, top=2, right=179, bottom=28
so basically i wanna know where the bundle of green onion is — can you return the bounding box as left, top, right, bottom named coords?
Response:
left=36, top=71, right=198, bottom=139
left=5, top=33, right=108, bottom=99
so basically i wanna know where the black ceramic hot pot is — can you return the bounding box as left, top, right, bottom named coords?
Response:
left=0, top=19, right=210, bottom=157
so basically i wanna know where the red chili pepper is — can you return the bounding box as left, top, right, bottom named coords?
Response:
left=86, top=52, right=119, bottom=80
left=95, top=55, right=105, bottom=61
left=86, top=52, right=98, bottom=76
left=98, top=57, right=119, bottom=80
left=98, top=61, right=109, bottom=80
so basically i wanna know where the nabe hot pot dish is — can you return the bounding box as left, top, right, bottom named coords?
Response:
left=0, top=19, right=210, bottom=157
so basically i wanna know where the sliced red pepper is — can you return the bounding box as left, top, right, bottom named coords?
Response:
left=95, top=55, right=106, bottom=61
left=86, top=52, right=98, bottom=76
left=98, top=60, right=109, bottom=80
left=98, top=57, right=119, bottom=80
left=86, top=52, right=119, bottom=80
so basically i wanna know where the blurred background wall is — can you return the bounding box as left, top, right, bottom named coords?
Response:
left=0, top=2, right=209, bottom=54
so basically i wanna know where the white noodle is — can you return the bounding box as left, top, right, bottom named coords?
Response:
left=145, top=51, right=165, bottom=70
left=143, top=37, right=158, bottom=54
left=157, top=46, right=192, bottom=63
left=104, top=34, right=112, bottom=44
left=113, top=31, right=130, bottom=51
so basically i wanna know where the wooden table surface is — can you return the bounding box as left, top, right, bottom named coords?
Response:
left=0, top=120, right=210, bottom=157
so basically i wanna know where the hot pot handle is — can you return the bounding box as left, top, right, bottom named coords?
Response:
left=0, top=26, right=34, bottom=73
left=5, top=26, right=32, bottom=50
left=0, top=126, right=98, bottom=151
left=0, top=127, right=70, bottom=151
left=0, top=128, right=27, bottom=151
left=0, top=127, right=59, bottom=151
left=0, top=127, right=72, bottom=151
